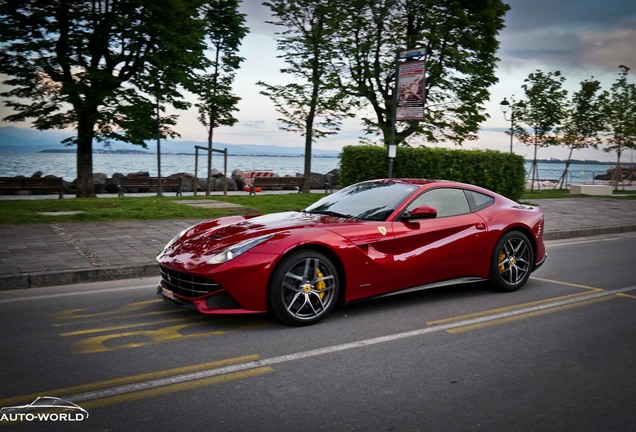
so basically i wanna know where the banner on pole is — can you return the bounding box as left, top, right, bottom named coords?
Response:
left=396, top=61, right=425, bottom=121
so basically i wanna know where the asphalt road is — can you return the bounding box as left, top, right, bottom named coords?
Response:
left=1, top=233, right=635, bottom=432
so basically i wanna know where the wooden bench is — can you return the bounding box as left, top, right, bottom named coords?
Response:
left=118, top=176, right=183, bottom=196
left=0, top=177, right=64, bottom=198
left=249, top=176, right=305, bottom=195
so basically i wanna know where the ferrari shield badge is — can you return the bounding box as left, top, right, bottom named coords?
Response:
left=377, top=226, right=387, bottom=236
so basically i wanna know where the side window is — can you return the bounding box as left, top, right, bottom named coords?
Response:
left=465, top=190, right=495, bottom=211
left=406, top=188, right=470, bottom=217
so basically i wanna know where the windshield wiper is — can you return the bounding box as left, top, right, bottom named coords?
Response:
left=305, top=210, right=355, bottom=219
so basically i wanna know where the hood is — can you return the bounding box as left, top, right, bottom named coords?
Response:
left=158, top=212, right=351, bottom=266
left=209, top=211, right=315, bottom=239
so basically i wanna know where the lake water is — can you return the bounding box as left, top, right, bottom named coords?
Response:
left=0, top=153, right=340, bottom=178
left=0, top=152, right=615, bottom=184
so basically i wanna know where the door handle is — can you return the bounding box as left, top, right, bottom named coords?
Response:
left=475, top=223, right=486, bottom=231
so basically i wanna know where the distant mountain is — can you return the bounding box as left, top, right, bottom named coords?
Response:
left=0, top=126, right=76, bottom=153
left=0, top=126, right=340, bottom=157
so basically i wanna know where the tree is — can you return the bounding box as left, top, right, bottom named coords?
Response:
left=601, top=65, right=636, bottom=190
left=259, top=0, right=356, bottom=192
left=334, top=0, right=509, bottom=146
left=195, top=0, right=248, bottom=195
left=513, top=70, right=567, bottom=191
left=554, top=78, right=603, bottom=189
left=0, top=0, right=208, bottom=197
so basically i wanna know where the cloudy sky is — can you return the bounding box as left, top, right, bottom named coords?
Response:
left=2, top=0, right=635, bottom=162
left=197, top=0, right=635, bottom=162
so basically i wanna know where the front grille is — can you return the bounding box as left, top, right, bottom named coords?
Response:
left=159, top=266, right=221, bottom=298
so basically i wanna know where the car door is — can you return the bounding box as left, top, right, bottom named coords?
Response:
left=390, top=187, right=488, bottom=290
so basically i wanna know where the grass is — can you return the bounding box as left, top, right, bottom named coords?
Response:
left=0, top=193, right=327, bottom=225
left=0, top=188, right=633, bottom=225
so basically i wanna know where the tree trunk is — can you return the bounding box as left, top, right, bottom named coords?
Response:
left=303, top=125, right=313, bottom=193
left=529, top=140, right=540, bottom=191
left=614, top=150, right=623, bottom=191
left=555, top=146, right=574, bottom=189
left=206, top=123, right=214, bottom=196
left=75, top=114, right=96, bottom=198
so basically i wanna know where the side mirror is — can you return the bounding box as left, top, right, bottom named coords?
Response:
left=401, top=205, right=437, bottom=221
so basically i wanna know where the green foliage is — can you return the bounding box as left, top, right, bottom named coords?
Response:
left=553, top=78, right=604, bottom=188
left=260, top=0, right=357, bottom=133
left=340, top=145, right=525, bottom=200
left=260, top=0, right=357, bottom=191
left=513, top=70, right=568, bottom=190
left=0, top=0, right=212, bottom=197
left=515, top=70, right=568, bottom=147
left=195, top=0, right=248, bottom=133
left=335, top=0, right=509, bottom=146
left=599, top=65, right=636, bottom=189
left=601, top=66, right=636, bottom=161
left=339, top=146, right=390, bottom=185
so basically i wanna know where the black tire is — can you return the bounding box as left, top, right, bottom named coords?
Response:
left=489, top=231, right=534, bottom=292
left=269, top=250, right=340, bottom=326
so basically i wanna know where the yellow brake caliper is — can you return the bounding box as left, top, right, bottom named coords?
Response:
left=315, top=268, right=326, bottom=299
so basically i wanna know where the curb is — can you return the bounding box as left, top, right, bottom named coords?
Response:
left=543, top=225, right=636, bottom=240
left=0, top=264, right=159, bottom=291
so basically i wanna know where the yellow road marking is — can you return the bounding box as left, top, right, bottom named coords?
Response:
left=52, top=308, right=189, bottom=328
left=427, top=277, right=608, bottom=332
left=59, top=316, right=200, bottom=337
left=51, top=299, right=162, bottom=319
left=447, top=295, right=619, bottom=334
left=72, top=322, right=231, bottom=354
left=427, top=292, right=594, bottom=326
left=426, top=276, right=605, bottom=325
left=0, top=355, right=261, bottom=407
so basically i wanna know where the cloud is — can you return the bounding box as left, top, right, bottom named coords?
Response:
left=500, top=0, right=636, bottom=71
left=578, top=25, right=636, bottom=67
left=239, top=1, right=277, bottom=37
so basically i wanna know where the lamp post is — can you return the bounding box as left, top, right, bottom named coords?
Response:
left=499, top=97, right=514, bottom=154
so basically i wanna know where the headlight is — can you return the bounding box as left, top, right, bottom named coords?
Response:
left=207, top=234, right=274, bottom=265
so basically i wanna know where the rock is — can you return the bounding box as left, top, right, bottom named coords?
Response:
left=299, top=172, right=334, bottom=190
left=169, top=173, right=194, bottom=192
left=93, top=173, right=108, bottom=194
left=325, top=169, right=340, bottom=188
left=214, top=177, right=238, bottom=191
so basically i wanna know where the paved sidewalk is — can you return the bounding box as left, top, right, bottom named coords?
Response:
left=1, top=197, right=635, bottom=290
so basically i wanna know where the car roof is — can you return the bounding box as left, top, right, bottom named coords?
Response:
left=367, top=178, right=457, bottom=188
left=366, top=178, right=499, bottom=196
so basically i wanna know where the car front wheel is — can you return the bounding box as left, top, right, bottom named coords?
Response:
left=489, top=231, right=534, bottom=292
left=269, top=250, right=339, bottom=326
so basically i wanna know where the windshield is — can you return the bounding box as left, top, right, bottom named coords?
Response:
left=304, top=181, right=417, bottom=221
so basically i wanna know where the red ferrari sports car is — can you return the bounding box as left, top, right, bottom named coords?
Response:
left=157, top=179, right=546, bottom=326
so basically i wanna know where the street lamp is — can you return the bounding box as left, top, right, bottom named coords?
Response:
left=499, top=97, right=514, bottom=154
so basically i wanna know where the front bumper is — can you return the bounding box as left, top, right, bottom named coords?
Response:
left=157, top=285, right=266, bottom=315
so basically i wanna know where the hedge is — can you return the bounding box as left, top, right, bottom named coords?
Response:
left=339, top=145, right=526, bottom=201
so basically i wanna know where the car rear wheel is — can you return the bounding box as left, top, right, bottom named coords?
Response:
left=489, top=231, right=534, bottom=292
left=269, top=250, right=339, bottom=326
